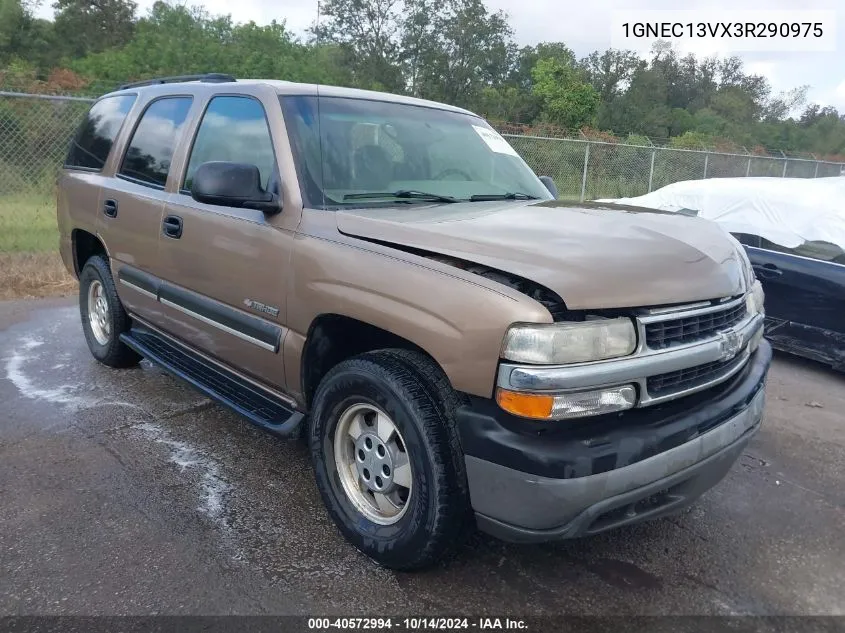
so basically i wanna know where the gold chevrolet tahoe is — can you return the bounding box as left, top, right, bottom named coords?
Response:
left=57, top=74, right=770, bottom=570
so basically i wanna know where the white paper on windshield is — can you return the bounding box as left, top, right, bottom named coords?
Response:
left=597, top=176, right=845, bottom=252
left=473, top=125, right=519, bottom=156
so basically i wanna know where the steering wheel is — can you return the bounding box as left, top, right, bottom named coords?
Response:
left=433, top=168, right=473, bottom=181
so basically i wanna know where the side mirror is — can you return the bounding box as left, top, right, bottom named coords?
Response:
left=539, top=176, right=558, bottom=199
left=191, top=161, right=280, bottom=214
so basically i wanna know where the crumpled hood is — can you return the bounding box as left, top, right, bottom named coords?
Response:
left=336, top=199, right=745, bottom=310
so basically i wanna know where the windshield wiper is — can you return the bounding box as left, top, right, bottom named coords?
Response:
left=343, top=190, right=459, bottom=203
left=469, top=192, right=539, bottom=201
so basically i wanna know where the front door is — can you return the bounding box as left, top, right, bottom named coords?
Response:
left=155, top=94, right=293, bottom=390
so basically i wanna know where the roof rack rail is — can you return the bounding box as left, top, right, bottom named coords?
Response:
left=118, top=73, right=237, bottom=90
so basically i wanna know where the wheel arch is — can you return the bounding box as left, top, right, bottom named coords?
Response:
left=300, top=313, right=440, bottom=408
left=71, top=229, right=109, bottom=277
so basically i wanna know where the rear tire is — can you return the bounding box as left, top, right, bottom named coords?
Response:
left=79, top=255, right=141, bottom=368
left=309, top=349, right=470, bottom=570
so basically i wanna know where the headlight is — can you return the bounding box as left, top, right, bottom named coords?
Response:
left=502, top=318, right=637, bottom=364
left=746, top=280, right=765, bottom=316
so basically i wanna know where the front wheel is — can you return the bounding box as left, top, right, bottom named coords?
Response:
left=309, top=350, right=470, bottom=570
left=79, top=255, right=141, bottom=368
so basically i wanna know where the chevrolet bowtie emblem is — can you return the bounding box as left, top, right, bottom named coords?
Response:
left=718, top=329, right=742, bottom=361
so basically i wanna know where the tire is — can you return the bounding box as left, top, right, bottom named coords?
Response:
left=309, top=349, right=471, bottom=570
left=78, top=255, right=141, bottom=368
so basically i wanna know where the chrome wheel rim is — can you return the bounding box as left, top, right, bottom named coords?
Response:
left=333, top=403, right=413, bottom=525
left=87, top=280, right=111, bottom=346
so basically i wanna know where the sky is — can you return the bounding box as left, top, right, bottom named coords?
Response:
left=35, top=0, right=845, bottom=112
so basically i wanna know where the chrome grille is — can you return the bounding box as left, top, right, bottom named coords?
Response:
left=645, top=300, right=747, bottom=350
left=647, top=352, right=748, bottom=396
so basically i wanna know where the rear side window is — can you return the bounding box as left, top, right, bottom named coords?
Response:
left=118, top=97, right=193, bottom=188
left=733, top=233, right=762, bottom=248
left=735, top=232, right=845, bottom=264
left=183, top=96, right=276, bottom=191
left=65, top=95, right=136, bottom=170
left=760, top=236, right=845, bottom=263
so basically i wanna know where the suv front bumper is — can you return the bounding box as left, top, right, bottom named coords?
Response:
left=456, top=339, right=771, bottom=543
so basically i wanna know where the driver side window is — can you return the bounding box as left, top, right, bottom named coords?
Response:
left=184, top=96, right=277, bottom=192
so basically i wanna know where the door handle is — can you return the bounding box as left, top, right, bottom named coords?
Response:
left=162, top=215, right=183, bottom=239
left=103, top=199, right=118, bottom=218
left=753, top=263, right=782, bottom=279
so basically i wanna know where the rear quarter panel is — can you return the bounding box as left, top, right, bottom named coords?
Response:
left=57, top=170, right=108, bottom=277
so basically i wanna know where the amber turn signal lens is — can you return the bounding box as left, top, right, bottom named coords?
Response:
left=496, top=388, right=554, bottom=419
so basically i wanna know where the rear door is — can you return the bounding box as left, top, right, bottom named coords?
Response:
left=155, top=92, right=293, bottom=389
left=736, top=233, right=845, bottom=366
left=98, top=95, right=194, bottom=323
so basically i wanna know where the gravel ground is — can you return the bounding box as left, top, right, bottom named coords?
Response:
left=1, top=297, right=843, bottom=617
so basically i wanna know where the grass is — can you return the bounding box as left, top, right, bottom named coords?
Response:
left=0, top=194, right=61, bottom=252
left=0, top=194, right=76, bottom=299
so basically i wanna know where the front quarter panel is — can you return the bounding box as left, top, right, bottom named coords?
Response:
left=287, top=210, right=552, bottom=399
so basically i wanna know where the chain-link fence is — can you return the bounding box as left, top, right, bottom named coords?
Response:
left=505, top=133, right=845, bottom=201
left=1, top=91, right=844, bottom=256
left=0, top=92, right=94, bottom=253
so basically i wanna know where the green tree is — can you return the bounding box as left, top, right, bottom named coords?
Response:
left=72, top=3, right=331, bottom=88
left=0, top=0, right=57, bottom=72
left=667, top=107, right=694, bottom=137
left=531, top=57, right=599, bottom=130
left=400, top=0, right=438, bottom=96
left=0, top=0, right=27, bottom=61
left=580, top=49, right=641, bottom=103
left=796, top=105, right=845, bottom=156
left=691, top=108, right=730, bottom=137
left=710, top=87, right=757, bottom=124
left=310, top=0, right=404, bottom=91
left=512, top=42, right=576, bottom=92
left=53, top=0, right=137, bottom=59
left=580, top=49, right=643, bottom=130
left=607, top=65, right=670, bottom=138
left=762, top=86, right=809, bottom=122
left=477, top=85, right=539, bottom=123
left=414, top=0, right=515, bottom=109
left=2, top=0, right=843, bottom=159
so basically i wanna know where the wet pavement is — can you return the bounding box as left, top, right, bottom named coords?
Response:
left=1, top=297, right=844, bottom=616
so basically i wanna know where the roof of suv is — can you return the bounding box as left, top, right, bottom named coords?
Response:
left=105, top=77, right=478, bottom=117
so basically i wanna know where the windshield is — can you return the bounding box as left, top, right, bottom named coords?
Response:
left=279, top=95, right=552, bottom=209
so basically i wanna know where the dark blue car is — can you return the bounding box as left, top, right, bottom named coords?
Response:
left=734, top=233, right=845, bottom=370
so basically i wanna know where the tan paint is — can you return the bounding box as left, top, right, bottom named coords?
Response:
left=335, top=200, right=745, bottom=310
left=287, top=210, right=550, bottom=398
left=156, top=195, right=292, bottom=389
left=60, top=78, right=749, bottom=407
left=149, top=84, right=299, bottom=388
left=57, top=170, right=102, bottom=276
left=282, top=329, right=307, bottom=404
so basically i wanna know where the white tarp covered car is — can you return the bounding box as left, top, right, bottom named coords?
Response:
left=598, top=176, right=845, bottom=254
left=599, top=176, right=845, bottom=369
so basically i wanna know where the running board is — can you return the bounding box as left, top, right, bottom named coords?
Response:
left=120, top=326, right=303, bottom=437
